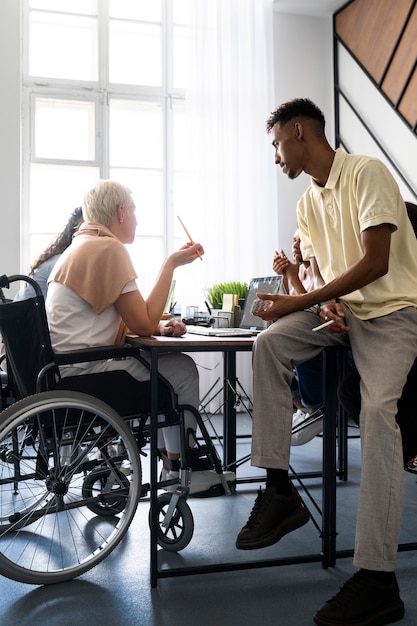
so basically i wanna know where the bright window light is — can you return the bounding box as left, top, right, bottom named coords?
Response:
left=109, top=21, right=162, bottom=86
left=109, top=0, right=161, bottom=22
left=34, top=98, right=96, bottom=161
left=28, top=163, right=99, bottom=263
left=23, top=1, right=186, bottom=295
left=109, top=100, right=163, bottom=169
left=29, top=11, right=98, bottom=81
left=30, top=0, right=97, bottom=15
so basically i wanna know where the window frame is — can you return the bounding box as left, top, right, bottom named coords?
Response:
left=21, top=0, right=185, bottom=285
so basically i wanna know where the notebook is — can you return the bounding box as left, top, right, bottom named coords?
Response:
left=164, top=280, right=176, bottom=313
left=186, top=275, right=284, bottom=337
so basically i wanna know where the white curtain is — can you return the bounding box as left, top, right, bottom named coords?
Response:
left=177, top=0, right=278, bottom=308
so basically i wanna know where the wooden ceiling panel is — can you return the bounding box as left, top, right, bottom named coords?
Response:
left=335, top=0, right=413, bottom=83
left=398, top=66, right=417, bottom=129
left=382, top=7, right=417, bottom=104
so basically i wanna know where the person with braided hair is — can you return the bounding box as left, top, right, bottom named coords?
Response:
left=14, top=206, right=83, bottom=301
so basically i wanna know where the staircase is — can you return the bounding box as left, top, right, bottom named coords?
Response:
left=333, top=0, right=417, bottom=198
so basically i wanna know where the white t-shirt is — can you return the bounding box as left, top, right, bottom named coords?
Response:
left=46, top=279, right=137, bottom=355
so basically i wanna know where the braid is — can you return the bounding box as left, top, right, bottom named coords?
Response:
left=29, top=207, right=83, bottom=275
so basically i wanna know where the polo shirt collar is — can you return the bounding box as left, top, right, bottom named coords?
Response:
left=310, top=148, right=346, bottom=197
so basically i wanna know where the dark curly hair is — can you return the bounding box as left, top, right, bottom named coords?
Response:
left=266, top=98, right=326, bottom=134
left=29, top=207, right=83, bottom=275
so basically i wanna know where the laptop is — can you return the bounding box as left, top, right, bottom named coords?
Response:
left=186, top=275, right=284, bottom=337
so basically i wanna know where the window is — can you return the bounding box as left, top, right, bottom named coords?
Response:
left=23, top=0, right=188, bottom=295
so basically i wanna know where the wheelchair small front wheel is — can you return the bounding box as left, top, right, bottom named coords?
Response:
left=150, top=493, right=194, bottom=552
left=82, top=468, right=131, bottom=516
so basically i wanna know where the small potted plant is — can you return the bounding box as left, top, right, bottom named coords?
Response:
left=206, top=281, right=249, bottom=310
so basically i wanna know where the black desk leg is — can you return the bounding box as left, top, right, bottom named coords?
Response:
left=149, top=347, right=159, bottom=587
left=223, top=351, right=237, bottom=472
left=322, top=348, right=338, bottom=568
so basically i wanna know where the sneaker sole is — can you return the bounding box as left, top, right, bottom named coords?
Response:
left=235, top=506, right=310, bottom=550
left=291, top=418, right=323, bottom=446
left=313, top=598, right=405, bottom=626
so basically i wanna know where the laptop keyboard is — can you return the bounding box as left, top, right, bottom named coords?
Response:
left=185, top=325, right=257, bottom=337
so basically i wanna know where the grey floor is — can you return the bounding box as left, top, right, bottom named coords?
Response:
left=1, top=415, right=417, bottom=626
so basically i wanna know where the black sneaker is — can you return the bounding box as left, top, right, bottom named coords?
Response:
left=235, top=484, right=310, bottom=550
left=313, top=570, right=405, bottom=626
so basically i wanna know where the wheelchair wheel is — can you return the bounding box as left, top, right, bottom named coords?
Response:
left=151, top=492, right=194, bottom=552
left=0, top=390, right=141, bottom=585
left=82, top=467, right=131, bottom=516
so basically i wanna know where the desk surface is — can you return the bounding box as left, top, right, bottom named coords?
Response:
left=127, top=334, right=254, bottom=352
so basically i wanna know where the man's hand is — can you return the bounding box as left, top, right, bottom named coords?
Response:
left=251, top=292, right=301, bottom=320
left=318, top=301, right=350, bottom=333
left=251, top=293, right=351, bottom=332
left=159, top=318, right=186, bottom=337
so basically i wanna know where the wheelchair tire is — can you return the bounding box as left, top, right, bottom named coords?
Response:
left=151, top=492, right=194, bottom=552
left=82, top=467, right=131, bottom=516
left=0, top=390, right=141, bottom=585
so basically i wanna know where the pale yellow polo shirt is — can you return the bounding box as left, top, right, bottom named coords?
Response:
left=297, top=149, right=417, bottom=320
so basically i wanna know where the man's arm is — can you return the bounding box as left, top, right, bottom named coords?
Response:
left=255, top=223, right=393, bottom=320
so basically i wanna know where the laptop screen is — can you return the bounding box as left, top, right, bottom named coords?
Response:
left=240, top=276, right=283, bottom=330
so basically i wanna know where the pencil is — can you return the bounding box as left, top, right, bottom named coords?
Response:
left=312, top=319, right=335, bottom=332
left=177, top=216, right=203, bottom=260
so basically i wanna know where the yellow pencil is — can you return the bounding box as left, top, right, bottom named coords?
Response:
left=177, top=215, right=203, bottom=260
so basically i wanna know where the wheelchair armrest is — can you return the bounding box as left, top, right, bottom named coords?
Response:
left=37, top=346, right=144, bottom=392
left=52, top=343, right=160, bottom=382
left=49, top=343, right=178, bottom=408
left=53, top=344, right=143, bottom=366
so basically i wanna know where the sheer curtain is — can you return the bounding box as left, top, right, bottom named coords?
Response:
left=177, top=0, right=278, bottom=308
left=178, top=0, right=278, bottom=407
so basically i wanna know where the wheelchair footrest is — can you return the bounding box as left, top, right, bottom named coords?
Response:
left=184, top=446, right=216, bottom=471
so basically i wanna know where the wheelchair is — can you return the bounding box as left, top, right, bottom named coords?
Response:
left=0, top=274, right=234, bottom=585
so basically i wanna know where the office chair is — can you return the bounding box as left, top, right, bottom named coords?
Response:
left=0, top=273, right=232, bottom=585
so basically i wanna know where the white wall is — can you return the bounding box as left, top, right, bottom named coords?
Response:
left=0, top=0, right=21, bottom=289
left=272, top=10, right=336, bottom=253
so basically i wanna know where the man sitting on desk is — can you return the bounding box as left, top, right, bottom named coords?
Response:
left=235, top=98, right=417, bottom=626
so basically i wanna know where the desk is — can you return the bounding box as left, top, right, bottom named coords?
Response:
left=128, top=334, right=254, bottom=586
left=127, top=335, right=344, bottom=587
left=128, top=334, right=254, bottom=471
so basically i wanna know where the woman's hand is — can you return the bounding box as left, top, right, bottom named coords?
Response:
left=158, top=318, right=186, bottom=337
left=274, top=249, right=300, bottom=283
left=273, top=250, right=290, bottom=275
left=169, top=242, right=204, bottom=268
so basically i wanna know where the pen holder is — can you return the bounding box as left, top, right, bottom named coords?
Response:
left=211, top=310, right=234, bottom=329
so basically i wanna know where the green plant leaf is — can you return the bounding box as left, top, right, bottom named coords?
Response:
left=206, top=281, right=249, bottom=309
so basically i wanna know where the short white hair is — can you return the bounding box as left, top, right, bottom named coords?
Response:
left=83, top=180, right=133, bottom=226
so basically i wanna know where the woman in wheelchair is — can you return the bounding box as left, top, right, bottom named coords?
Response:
left=45, top=179, right=229, bottom=497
